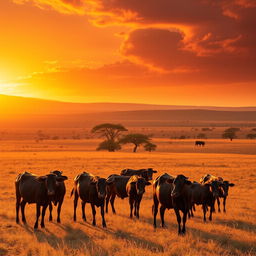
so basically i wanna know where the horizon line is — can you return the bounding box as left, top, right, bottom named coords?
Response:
left=0, top=93, right=256, bottom=108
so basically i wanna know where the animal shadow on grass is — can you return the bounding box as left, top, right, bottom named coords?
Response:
left=215, top=219, right=256, bottom=234
left=118, top=212, right=177, bottom=231
left=98, top=224, right=164, bottom=253
left=189, top=227, right=256, bottom=255
left=33, top=224, right=109, bottom=256
left=113, top=229, right=164, bottom=253
left=77, top=218, right=164, bottom=253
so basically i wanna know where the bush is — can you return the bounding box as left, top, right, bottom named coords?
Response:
left=144, top=142, right=157, bottom=152
left=197, top=133, right=207, bottom=139
left=246, top=134, right=256, bottom=139
left=97, top=140, right=121, bottom=152
left=201, top=128, right=212, bottom=131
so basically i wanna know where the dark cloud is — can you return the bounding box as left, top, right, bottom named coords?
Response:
left=121, top=27, right=256, bottom=84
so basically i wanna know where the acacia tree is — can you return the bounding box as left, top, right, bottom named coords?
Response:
left=222, top=128, right=240, bottom=141
left=91, top=123, right=127, bottom=152
left=119, top=133, right=151, bottom=152
left=144, top=142, right=157, bottom=152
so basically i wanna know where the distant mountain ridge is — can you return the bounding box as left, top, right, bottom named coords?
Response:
left=1, top=94, right=256, bottom=116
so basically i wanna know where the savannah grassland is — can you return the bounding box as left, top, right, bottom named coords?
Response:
left=0, top=133, right=256, bottom=256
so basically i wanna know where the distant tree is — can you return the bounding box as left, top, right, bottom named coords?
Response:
left=222, top=128, right=240, bottom=141
left=91, top=123, right=127, bottom=152
left=246, top=133, right=256, bottom=139
left=144, top=142, right=157, bottom=152
left=179, top=135, right=186, bottom=139
left=201, top=128, right=212, bottom=132
left=96, top=140, right=121, bottom=152
left=91, top=123, right=127, bottom=141
left=197, top=133, right=207, bottom=139
left=36, top=130, right=49, bottom=141
left=72, top=134, right=81, bottom=140
left=119, top=133, right=151, bottom=152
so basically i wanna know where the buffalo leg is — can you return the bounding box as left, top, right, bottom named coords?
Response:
left=174, top=208, right=182, bottom=235
left=203, top=204, right=207, bottom=222
left=73, top=191, right=78, bottom=222
left=41, top=204, right=47, bottom=228
left=34, top=204, right=41, bottom=229
left=223, top=197, right=226, bottom=213
left=136, top=197, right=142, bottom=219
left=190, top=206, right=194, bottom=217
left=129, top=197, right=134, bottom=218
left=81, top=201, right=86, bottom=221
left=212, top=198, right=216, bottom=213
left=153, top=200, right=159, bottom=228
left=91, top=204, right=96, bottom=226
left=209, top=203, right=213, bottom=221
left=160, top=205, right=166, bottom=227
left=16, top=194, right=21, bottom=224
left=182, top=210, right=187, bottom=234
left=105, top=192, right=110, bottom=213
left=57, top=199, right=63, bottom=223
left=110, top=194, right=116, bottom=214
left=49, top=202, right=53, bottom=221
left=20, top=200, right=27, bottom=224
left=217, top=197, right=221, bottom=212
left=101, top=204, right=106, bottom=228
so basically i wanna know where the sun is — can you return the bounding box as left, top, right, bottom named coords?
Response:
left=0, top=84, right=17, bottom=94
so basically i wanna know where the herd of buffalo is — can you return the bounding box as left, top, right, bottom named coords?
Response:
left=15, top=168, right=235, bottom=234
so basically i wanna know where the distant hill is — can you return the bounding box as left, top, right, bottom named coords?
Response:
left=1, top=95, right=256, bottom=127
left=1, top=94, right=256, bottom=116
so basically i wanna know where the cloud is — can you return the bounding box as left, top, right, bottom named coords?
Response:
left=13, top=0, right=86, bottom=14
left=11, top=0, right=256, bottom=88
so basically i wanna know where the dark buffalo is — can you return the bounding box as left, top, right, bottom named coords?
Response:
left=15, top=171, right=66, bottom=229
left=152, top=173, right=175, bottom=228
left=126, top=175, right=151, bottom=219
left=105, top=174, right=130, bottom=214
left=71, top=172, right=110, bottom=227
left=48, top=170, right=68, bottom=223
left=217, top=180, right=235, bottom=212
left=200, top=174, right=235, bottom=212
left=195, top=141, right=205, bottom=146
left=120, top=168, right=157, bottom=181
left=171, top=174, right=221, bottom=234
left=171, top=175, right=191, bottom=235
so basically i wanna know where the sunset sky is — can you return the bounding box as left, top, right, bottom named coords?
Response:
left=0, top=0, right=256, bottom=106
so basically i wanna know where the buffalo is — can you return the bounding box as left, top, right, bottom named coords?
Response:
left=105, top=174, right=130, bottom=214
left=126, top=175, right=151, bottom=218
left=171, top=174, right=221, bottom=234
left=200, top=174, right=235, bottom=212
left=152, top=173, right=175, bottom=228
left=48, top=170, right=68, bottom=223
left=171, top=175, right=191, bottom=235
left=71, top=172, right=110, bottom=227
left=218, top=180, right=235, bottom=212
left=195, top=141, right=205, bottom=146
left=15, top=171, right=66, bottom=229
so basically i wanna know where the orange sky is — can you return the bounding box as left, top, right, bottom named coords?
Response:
left=0, top=0, right=256, bottom=106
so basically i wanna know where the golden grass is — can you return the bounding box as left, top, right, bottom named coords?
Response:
left=0, top=139, right=255, bottom=256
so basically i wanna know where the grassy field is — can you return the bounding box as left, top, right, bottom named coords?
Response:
left=0, top=139, right=255, bottom=256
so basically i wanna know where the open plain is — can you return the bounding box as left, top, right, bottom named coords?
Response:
left=0, top=138, right=255, bottom=256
